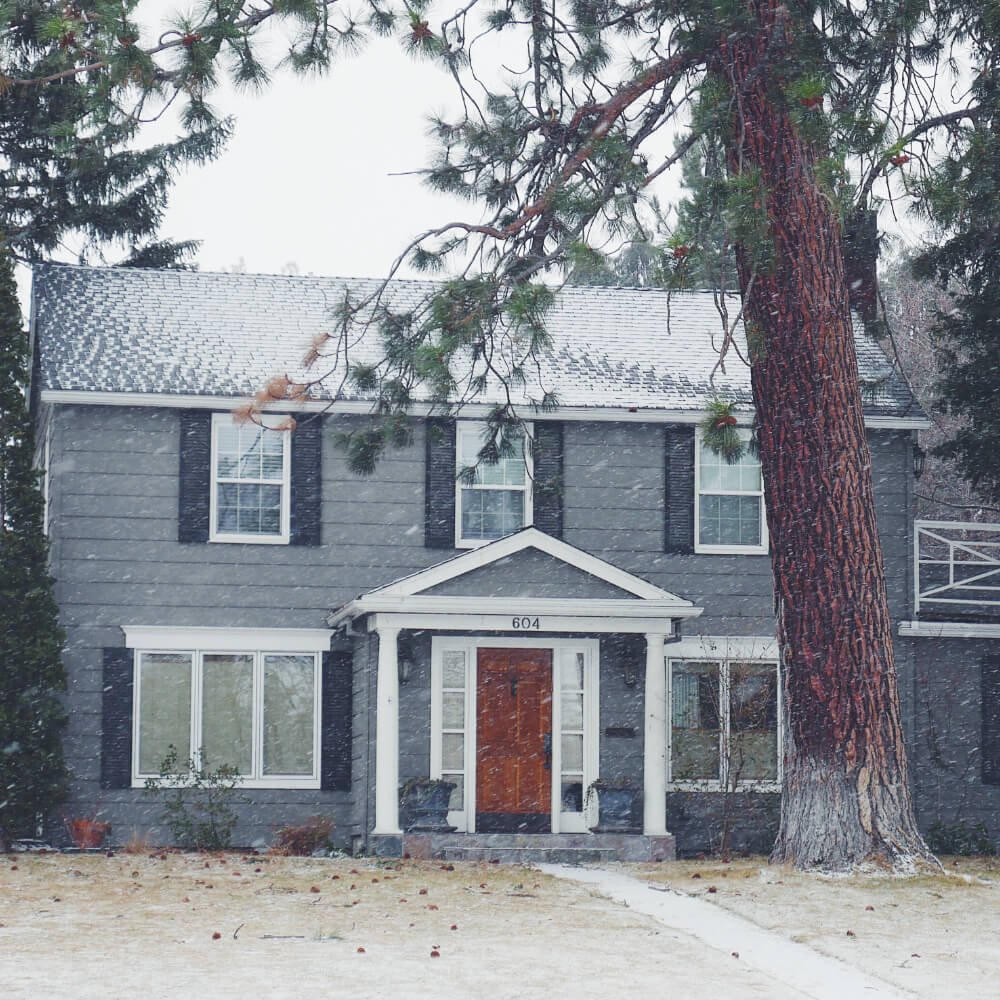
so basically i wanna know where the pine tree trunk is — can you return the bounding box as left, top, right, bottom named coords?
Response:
left=723, top=4, right=936, bottom=871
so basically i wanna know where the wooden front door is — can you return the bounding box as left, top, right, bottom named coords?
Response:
left=476, top=648, right=553, bottom=833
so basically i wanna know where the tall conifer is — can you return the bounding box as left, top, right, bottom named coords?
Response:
left=0, top=253, right=66, bottom=851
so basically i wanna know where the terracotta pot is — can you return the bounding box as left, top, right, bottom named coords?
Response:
left=67, top=819, right=111, bottom=849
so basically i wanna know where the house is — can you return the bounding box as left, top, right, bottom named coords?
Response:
left=28, top=262, right=1000, bottom=858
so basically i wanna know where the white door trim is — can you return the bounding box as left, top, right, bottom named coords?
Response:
left=430, top=636, right=600, bottom=834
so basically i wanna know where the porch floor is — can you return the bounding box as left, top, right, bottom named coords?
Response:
left=402, top=832, right=675, bottom=864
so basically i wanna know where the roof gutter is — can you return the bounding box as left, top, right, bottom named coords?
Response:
left=38, top=389, right=932, bottom=430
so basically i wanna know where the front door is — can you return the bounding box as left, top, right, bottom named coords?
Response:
left=476, top=648, right=552, bottom=832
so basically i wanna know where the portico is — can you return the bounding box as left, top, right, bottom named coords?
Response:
left=328, top=528, right=703, bottom=856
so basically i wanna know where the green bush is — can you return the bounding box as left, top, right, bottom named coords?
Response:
left=143, top=746, right=249, bottom=850
left=926, top=819, right=996, bottom=856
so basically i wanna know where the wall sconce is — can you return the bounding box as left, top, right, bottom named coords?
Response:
left=397, top=633, right=414, bottom=685
left=913, top=443, right=926, bottom=480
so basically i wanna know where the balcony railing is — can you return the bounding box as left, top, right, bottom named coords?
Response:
left=914, top=520, right=1000, bottom=619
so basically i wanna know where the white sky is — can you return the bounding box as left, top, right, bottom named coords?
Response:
left=18, top=6, right=927, bottom=304
left=155, top=34, right=472, bottom=279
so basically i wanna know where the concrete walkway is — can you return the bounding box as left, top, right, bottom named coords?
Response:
left=539, top=865, right=914, bottom=1000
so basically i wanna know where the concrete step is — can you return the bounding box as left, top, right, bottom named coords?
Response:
left=439, top=846, right=620, bottom=864
left=403, top=831, right=675, bottom=863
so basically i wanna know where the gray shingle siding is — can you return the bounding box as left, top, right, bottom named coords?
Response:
left=46, top=397, right=921, bottom=847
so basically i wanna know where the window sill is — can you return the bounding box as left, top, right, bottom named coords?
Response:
left=694, top=544, right=769, bottom=556
left=666, top=781, right=781, bottom=793
left=133, top=777, right=321, bottom=790
left=455, top=535, right=519, bottom=549
left=209, top=533, right=290, bottom=545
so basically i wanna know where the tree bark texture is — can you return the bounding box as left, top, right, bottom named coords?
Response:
left=722, top=3, right=935, bottom=870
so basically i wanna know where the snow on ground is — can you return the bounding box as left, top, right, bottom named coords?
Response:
left=0, top=852, right=996, bottom=999
left=630, top=856, right=1000, bottom=1000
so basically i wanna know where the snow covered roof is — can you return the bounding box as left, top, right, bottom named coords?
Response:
left=30, top=262, right=920, bottom=419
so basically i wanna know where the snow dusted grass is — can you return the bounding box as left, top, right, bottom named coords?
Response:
left=636, top=856, right=1000, bottom=999
left=1, top=850, right=996, bottom=998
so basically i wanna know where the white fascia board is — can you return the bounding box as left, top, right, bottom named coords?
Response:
left=365, top=611, right=692, bottom=635
left=122, top=625, right=332, bottom=651
left=353, top=596, right=704, bottom=617
left=898, top=620, right=1000, bottom=639
left=38, top=389, right=929, bottom=430
left=668, top=635, right=779, bottom=660
left=368, top=528, right=688, bottom=603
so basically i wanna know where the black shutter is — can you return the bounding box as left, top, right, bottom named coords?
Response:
left=533, top=421, right=564, bottom=538
left=178, top=410, right=211, bottom=543
left=291, top=415, right=322, bottom=546
left=982, top=654, right=1000, bottom=786
left=664, top=425, right=695, bottom=554
left=424, top=417, right=457, bottom=549
left=101, top=647, right=135, bottom=790
left=321, top=648, right=354, bottom=791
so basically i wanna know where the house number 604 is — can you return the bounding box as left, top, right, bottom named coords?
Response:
left=512, top=616, right=540, bottom=630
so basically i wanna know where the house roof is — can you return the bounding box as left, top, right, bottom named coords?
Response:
left=30, top=262, right=920, bottom=420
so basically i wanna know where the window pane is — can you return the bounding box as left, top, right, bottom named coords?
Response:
left=461, top=488, right=524, bottom=540
left=739, top=458, right=762, bottom=491
left=561, top=733, right=583, bottom=771
left=442, top=650, right=466, bottom=689
left=561, top=692, right=584, bottom=730
left=442, top=692, right=465, bottom=729
left=459, top=427, right=525, bottom=487
left=443, top=773, right=464, bottom=810
left=699, top=495, right=721, bottom=547
left=560, top=778, right=584, bottom=812
left=699, top=495, right=761, bottom=547
left=263, top=655, right=315, bottom=776
left=202, top=654, right=253, bottom=774
left=260, top=452, right=283, bottom=479
left=138, top=653, right=192, bottom=774
left=560, top=651, right=584, bottom=690
left=442, top=733, right=464, bottom=769
left=671, top=662, right=720, bottom=781
left=729, top=663, right=778, bottom=781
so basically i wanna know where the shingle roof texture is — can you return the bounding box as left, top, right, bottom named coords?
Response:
left=31, top=262, right=918, bottom=416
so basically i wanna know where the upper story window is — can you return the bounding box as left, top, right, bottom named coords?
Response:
left=210, top=414, right=290, bottom=544
left=455, top=421, right=533, bottom=547
left=695, top=430, right=767, bottom=554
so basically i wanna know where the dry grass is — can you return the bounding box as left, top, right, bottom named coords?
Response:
left=1, top=851, right=997, bottom=998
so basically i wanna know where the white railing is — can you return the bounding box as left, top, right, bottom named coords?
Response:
left=914, top=520, right=1000, bottom=617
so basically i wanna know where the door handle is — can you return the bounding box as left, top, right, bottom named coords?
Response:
left=543, top=733, right=552, bottom=770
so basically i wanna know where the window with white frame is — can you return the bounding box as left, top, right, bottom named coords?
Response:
left=455, top=421, right=532, bottom=546
left=695, top=430, right=767, bottom=554
left=668, top=657, right=779, bottom=788
left=210, top=413, right=290, bottom=543
left=132, top=636, right=321, bottom=788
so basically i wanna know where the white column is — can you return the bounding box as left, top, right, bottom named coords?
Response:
left=373, top=625, right=402, bottom=836
left=643, top=632, right=668, bottom=836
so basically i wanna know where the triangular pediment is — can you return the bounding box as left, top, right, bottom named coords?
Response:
left=421, top=547, right=639, bottom=601
left=362, top=528, right=690, bottom=604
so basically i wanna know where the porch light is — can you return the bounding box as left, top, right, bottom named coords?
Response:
left=397, top=632, right=414, bottom=685
left=913, top=443, right=926, bottom=479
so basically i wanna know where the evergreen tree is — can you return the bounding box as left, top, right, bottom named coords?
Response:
left=268, top=0, right=1000, bottom=871
left=911, top=32, right=1000, bottom=506
left=0, top=252, right=66, bottom=851
left=0, top=0, right=367, bottom=842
